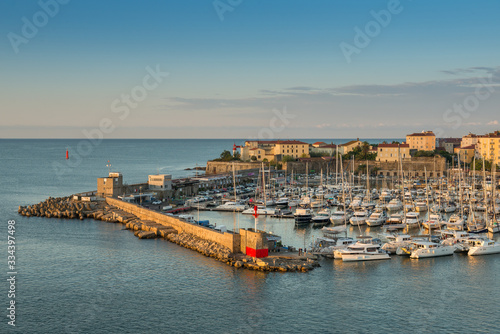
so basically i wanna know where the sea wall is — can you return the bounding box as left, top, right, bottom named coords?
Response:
left=105, top=197, right=241, bottom=253
left=205, top=161, right=262, bottom=174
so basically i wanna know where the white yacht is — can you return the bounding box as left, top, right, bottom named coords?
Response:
left=386, top=198, right=403, bottom=211
left=443, top=203, right=457, bottom=213
left=336, top=243, right=390, bottom=262
left=422, top=213, right=444, bottom=230
left=241, top=206, right=277, bottom=215
left=366, top=210, right=387, bottom=227
left=311, top=209, right=331, bottom=227
left=275, top=198, right=289, bottom=206
left=215, top=201, right=246, bottom=211
left=445, top=214, right=465, bottom=231
left=330, top=210, right=352, bottom=226
left=381, top=234, right=412, bottom=254
left=402, top=241, right=455, bottom=259
left=349, top=209, right=370, bottom=226
left=311, top=237, right=355, bottom=258
left=405, top=211, right=422, bottom=228
left=383, top=213, right=406, bottom=230
left=468, top=239, right=500, bottom=256
left=294, top=208, right=313, bottom=225
left=414, top=200, right=428, bottom=212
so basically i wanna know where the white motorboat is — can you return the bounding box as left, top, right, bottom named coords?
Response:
left=349, top=209, right=370, bottom=226
left=215, top=202, right=246, bottom=211
left=468, top=239, right=500, bottom=256
left=242, top=206, right=277, bottom=215
left=294, top=208, right=313, bottom=225
left=366, top=210, right=387, bottom=227
left=386, top=198, right=403, bottom=211
left=405, top=211, right=422, bottom=228
left=330, top=210, right=352, bottom=225
left=275, top=197, right=289, bottom=206
left=400, top=241, right=455, bottom=259
left=422, top=213, right=445, bottom=230
left=445, top=214, right=465, bottom=231
left=311, top=209, right=331, bottom=227
left=311, top=237, right=355, bottom=258
left=383, top=213, right=406, bottom=230
left=336, top=243, right=390, bottom=262
left=321, top=225, right=347, bottom=236
left=381, top=234, right=412, bottom=254
left=414, top=200, right=428, bottom=212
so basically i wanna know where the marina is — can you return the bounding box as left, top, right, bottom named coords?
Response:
left=4, top=138, right=500, bottom=333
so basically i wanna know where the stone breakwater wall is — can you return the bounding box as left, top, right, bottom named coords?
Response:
left=105, top=197, right=241, bottom=253
left=18, top=196, right=95, bottom=219
left=19, top=196, right=319, bottom=272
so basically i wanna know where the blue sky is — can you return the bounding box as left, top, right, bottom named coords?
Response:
left=1, top=0, right=499, bottom=138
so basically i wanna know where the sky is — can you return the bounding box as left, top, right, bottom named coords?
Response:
left=0, top=0, right=499, bottom=139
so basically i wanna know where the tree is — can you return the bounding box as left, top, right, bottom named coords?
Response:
left=300, top=153, right=308, bottom=158
left=219, top=150, right=233, bottom=161
left=282, top=155, right=295, bottom=163
left=475, top=159, right=492, bottom=171
left=233, top=151, right=241, bottom=160
left=251, top=156, right=257, bottom=161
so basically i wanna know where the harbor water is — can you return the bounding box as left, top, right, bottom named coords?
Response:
left=1, top=139, right=499, bottom=333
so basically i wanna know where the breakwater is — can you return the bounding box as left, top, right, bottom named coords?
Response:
left=19, top=196, right=319, bottom=272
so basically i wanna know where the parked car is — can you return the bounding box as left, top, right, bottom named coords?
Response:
left=152, top=200, right=162, bottom=205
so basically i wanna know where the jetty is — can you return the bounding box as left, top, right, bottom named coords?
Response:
left=19, top=195, right=320, bottom=273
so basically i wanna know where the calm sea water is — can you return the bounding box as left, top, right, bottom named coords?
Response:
left=1, top=139, right=498, bottom=334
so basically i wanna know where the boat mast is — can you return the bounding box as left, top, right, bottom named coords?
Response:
left=483, top=158, right=488, bottom=228
left=262, top=162, right=267, bottom=208
left=425, top=167, right=430, bottom=240
left=340, top=154, right=348, bottom=235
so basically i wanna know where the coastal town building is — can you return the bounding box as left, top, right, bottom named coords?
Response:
left=309, top=143, right=337, bottom=156
left=338, top=139, right=362, bottom=155
left=461, top=133, right=480, bottom=148
left=312, top=142, right=327, bottom=148
left=454, top=145, right=476, bottom=164
left=148, top=174, right=172, bottom=191
left=437, top=138, right=461, bottom=154
left=477, top=131, right=500, bottom=167
left=97, top=172, right=124, bottom=198
left=406, top=131, right=436, bottom=151
left=240, top=140, right=309, bottom=161
left=376, top=143, right=410, bottom=162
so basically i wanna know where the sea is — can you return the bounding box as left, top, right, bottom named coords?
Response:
left=1, top=139, right=499, bottom=334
